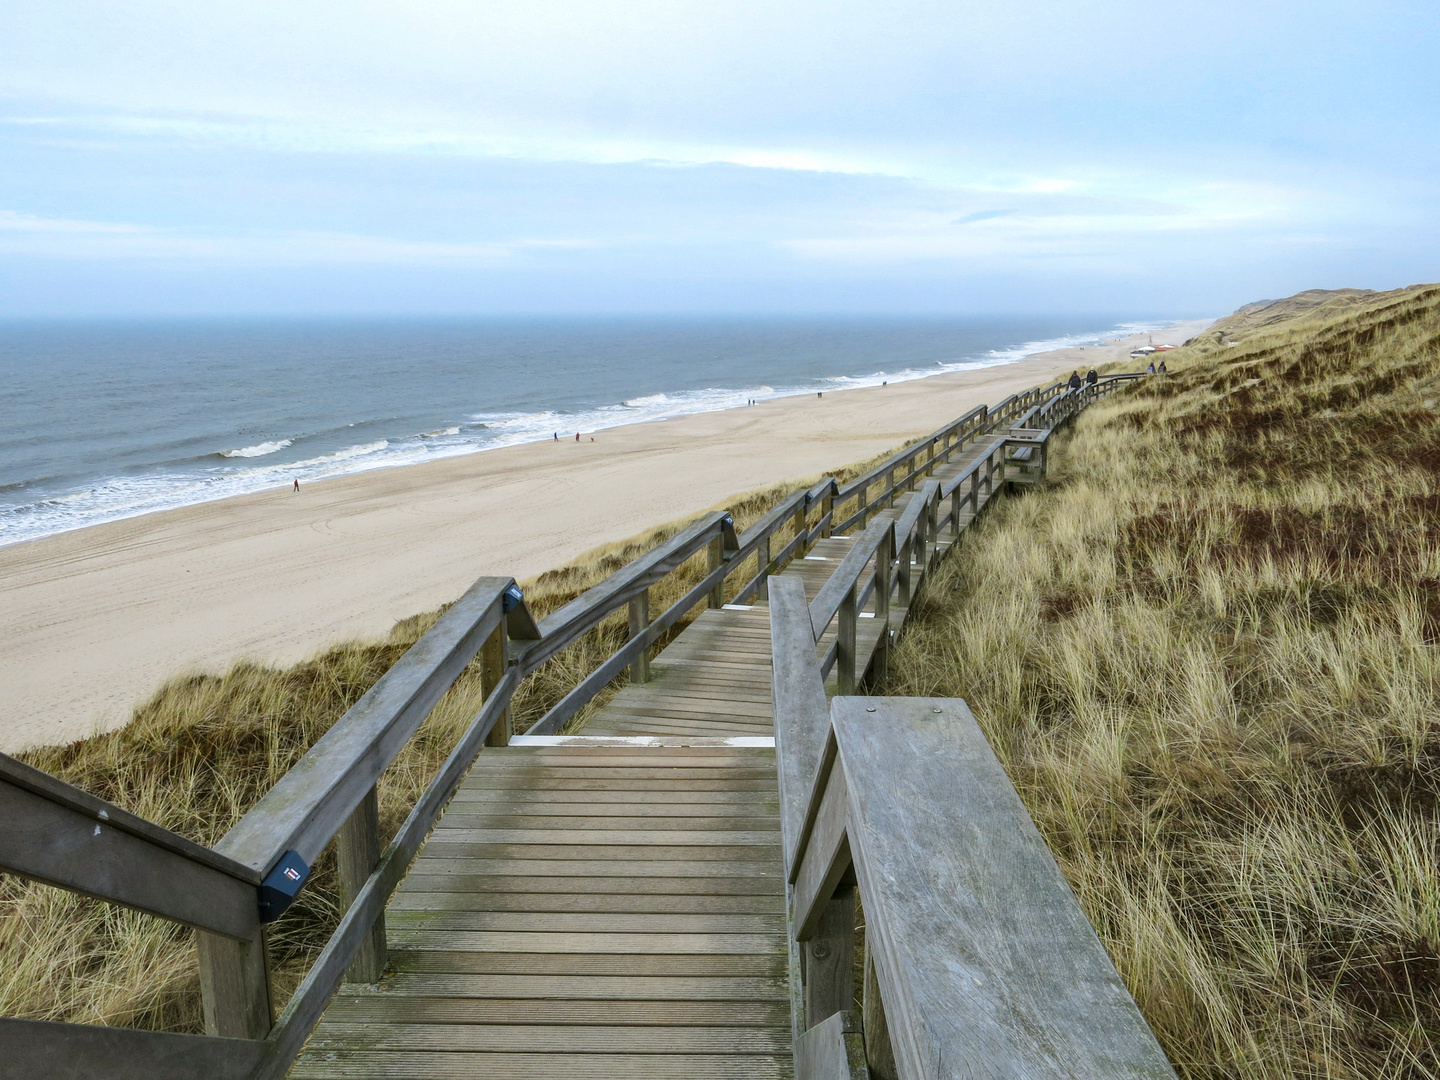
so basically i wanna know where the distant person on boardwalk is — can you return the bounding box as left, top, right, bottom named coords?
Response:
left=1067, top=370, right=1082, bottom=390
left=1147, top=361, right=1156, bottom=375
left=1158, top=360, right=1168, bottom=374
left=1085, top=369, right=1098, bottom=385
left=293, top=479, right=300, bottom=492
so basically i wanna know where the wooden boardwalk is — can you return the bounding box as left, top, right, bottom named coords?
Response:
left=293, top=444, right=999, bottom=1079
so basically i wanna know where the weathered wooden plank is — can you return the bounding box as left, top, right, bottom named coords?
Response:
left=768, top=574, right=832, bottom=880
left=0, top=754, right=258, bottom=882
left=462, top=766, right=774, bottom=781
left=432, top=817, right=783, bottom=835
left=369, top=973, right=790, bottom=1000
left=385, top=910, right=784, bottom=933
left=447, top=788, right=775, bottom=804
left=415, top=842, right=780, bottom=863
left=0, top=777, right=258, bottom=939
left=335, top=785, right=386, bottom=982
left=795, top=1011, right=870, bottom=1080
left=318, top=996, right=789, bottom=1026
left=469, top=752, right=773, bottom=768
left=404, top=858, right=782, bottom=878
left=426, top=835, right=783, bottom=852
left=388, top=892, right=784, bottom=915
left=792, top=754, right=851, bottom=939
left=0, top=1018, right=264, bottom=1080
left=832, top=697, right=1177, bottom=1080
left=454, top=776, right=779, bottom=791
left=396, top=872, right=781, bottom=894
left=387, top=928, right=784, bottom=955
left=386, top=951, right=786, bottom=977
left=305, top=1022, right=792, bottom=1054
left=289, top=1051, right=791, bottom=1080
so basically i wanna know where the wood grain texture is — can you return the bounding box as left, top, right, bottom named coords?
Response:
left=832, top=697, right=1177, bottom=1080
left=0, top=1018, right=264, bottom=1080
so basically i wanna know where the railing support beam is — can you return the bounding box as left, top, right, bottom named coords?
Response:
left=628, top=588, right=651, bottom=683
left=197, top=926, right=272, bottom=1040
left=335, top=785, right=385, bottom=983
left=481, top=622, right=511, bottom=746
left=804, top=886, right=856, bottom=1026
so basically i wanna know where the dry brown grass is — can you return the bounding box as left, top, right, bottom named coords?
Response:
left=884, top=285, right=1440, bottom=1079
left=0, top=448, right=908, bottom=1033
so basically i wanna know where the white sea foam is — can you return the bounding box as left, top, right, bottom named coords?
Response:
left=221, top=439, right=292, bottom=458
left=0, top=318, right=1191, bottom=548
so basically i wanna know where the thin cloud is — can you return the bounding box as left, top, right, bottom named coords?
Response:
left=0, top=213, right=594, bottom=265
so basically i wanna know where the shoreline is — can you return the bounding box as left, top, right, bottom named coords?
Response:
left=0, top=319, right=1208, bottom=751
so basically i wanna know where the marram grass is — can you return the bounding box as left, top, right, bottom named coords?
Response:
left=882, top=285, right=1440, bottom=1079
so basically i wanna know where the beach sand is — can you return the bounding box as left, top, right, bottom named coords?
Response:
left=0, top=321, right=1207, bottom=751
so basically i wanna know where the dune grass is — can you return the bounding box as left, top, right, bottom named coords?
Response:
left=882, top=285, right=1440, bottom=1078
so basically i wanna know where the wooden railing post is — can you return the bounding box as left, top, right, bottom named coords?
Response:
left=482, top=621, right=511, bottom=747
left=707, top=535, right=725, bottom=608
left=794, top=498, right=810, bottom=556
left=197, top=926, right=272, bottom=1039
left=335, top=785, right=386, bottom=983
left=628, top=587, right=651, bottom=683
left=805, top=886, right=857, bottom=1025
left=819, top=485, right=834, bottom=540
left=837, top=583, right=858, bottom=694
left=898, top=532, right=913, bottom=608
left=757, top=537, right=773, bottom=600
left=872, top=526, right=893, bottom=683
left=863, top=946, right=899, bottom=1080
left=924, top=492, right=939, bottom=570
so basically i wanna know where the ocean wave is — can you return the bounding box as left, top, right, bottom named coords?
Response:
left=221, top=439, right=292, bottom=458
left=419, top=427, right=461, bottom=438
left=622, top=393, right=671, bottom=407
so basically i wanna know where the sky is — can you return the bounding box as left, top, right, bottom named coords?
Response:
left=1, top=0, right=1437, bottom=317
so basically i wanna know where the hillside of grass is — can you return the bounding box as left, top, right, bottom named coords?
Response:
left=884, top=284, right=1440, bottom=1079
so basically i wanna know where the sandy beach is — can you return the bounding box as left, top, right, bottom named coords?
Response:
left=0, top=321, right=1207, bottom=751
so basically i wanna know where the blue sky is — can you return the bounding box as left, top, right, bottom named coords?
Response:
left=1, top=0, right=1436, bottom=316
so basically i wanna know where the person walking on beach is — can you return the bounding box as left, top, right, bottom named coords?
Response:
left=1085, top=369, right=1098, bottom=385
left=1068, top=370, right=1082, bottom=390
left=293, top=479, right=300, bottom=492
left=553, top=432, right=558, bottom=441
left=575, top=432, right=581, bottom=441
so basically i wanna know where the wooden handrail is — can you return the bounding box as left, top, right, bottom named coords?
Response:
left=0, top=761, right=259, bottom=940
left=781, top=698, right=1179, bottom=1080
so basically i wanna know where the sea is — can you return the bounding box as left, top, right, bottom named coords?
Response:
left=0, top=316, right=1172, bottom=547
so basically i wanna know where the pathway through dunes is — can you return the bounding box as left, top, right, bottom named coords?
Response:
left=293, top=444, right=1001, bottom=1080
